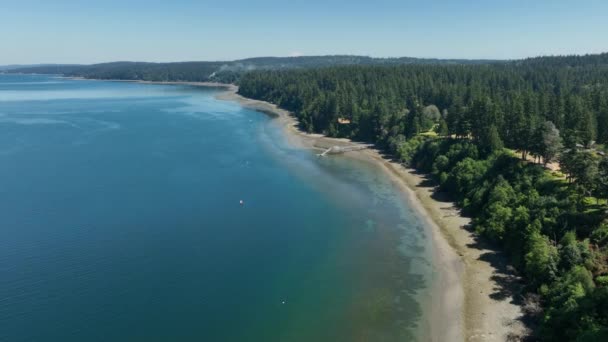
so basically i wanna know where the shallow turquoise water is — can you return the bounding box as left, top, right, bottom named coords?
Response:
left=0, top=74, right=435, bottom=341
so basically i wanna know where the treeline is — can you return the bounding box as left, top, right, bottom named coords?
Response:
left=238, top=61, right=608, bottom=148
left=7, top=55, right=498, bottom=83
left=237, top=55, right=608, bottom=340
left=50, top=61, right=223, bottom=82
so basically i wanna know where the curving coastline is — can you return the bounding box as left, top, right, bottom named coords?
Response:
left=71, top=77, right=527, bottom=340
left=215, top=86, right=529, bottom=341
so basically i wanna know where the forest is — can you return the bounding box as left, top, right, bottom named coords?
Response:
left=6, top=55, right=496, bottom=83
left=237, top=53, right=608, bottom=341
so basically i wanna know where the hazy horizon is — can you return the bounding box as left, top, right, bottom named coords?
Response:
left=3, top=0, right=608, bottom=65
left=4, top=50, right=608, bottom=67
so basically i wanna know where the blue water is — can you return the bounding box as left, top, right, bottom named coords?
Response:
left=0, top=74, right=435, bottom=341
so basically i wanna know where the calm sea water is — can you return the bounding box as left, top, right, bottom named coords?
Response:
left=0, top=74, right=435, bottom=341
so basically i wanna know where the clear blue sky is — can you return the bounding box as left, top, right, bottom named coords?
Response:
left=2, top=0, right=607, bottom=64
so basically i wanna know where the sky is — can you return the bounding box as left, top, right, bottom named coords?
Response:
left=1, top=0, right=607, bottom=64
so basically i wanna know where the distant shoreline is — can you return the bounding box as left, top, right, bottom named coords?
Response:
left=65, top=76, right=238, bottom=91
left=66, top=77, right=527, bottom=341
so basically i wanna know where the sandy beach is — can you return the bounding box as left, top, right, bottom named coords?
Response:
left=216, top=87, right=529, bottom=341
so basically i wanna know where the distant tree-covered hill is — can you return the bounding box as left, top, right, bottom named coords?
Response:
left=11, top=53, right=608, bottom=84
left=6, top=55, right=501, bottom=83
left=516, top=52, right=608, bottom=68
left=0, top=64, right=82, bottom=72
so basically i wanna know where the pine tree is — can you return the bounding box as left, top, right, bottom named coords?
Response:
left=598, top=96, right=608, bottom=144
left=480, top=124, right=504, bottom=156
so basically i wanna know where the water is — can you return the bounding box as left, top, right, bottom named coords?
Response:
left=0, top=74, right=435, bottom=341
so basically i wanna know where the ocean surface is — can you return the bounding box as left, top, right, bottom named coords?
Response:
left=0, top=74, right=436, bottom=341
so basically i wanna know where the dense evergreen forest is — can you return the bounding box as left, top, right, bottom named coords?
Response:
left=6, top=55, right=496, bottom=83
left=238, top=53, right=608, bottom=341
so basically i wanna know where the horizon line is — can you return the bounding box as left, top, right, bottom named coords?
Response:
left=3, top=51, right=608, bottom=67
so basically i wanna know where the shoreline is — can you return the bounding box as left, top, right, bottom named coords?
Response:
left=216, top=87, right=528, bottom=341
left=64, top=76, right=239, bottom=91
left=65, top=77, right=527, bottom=340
